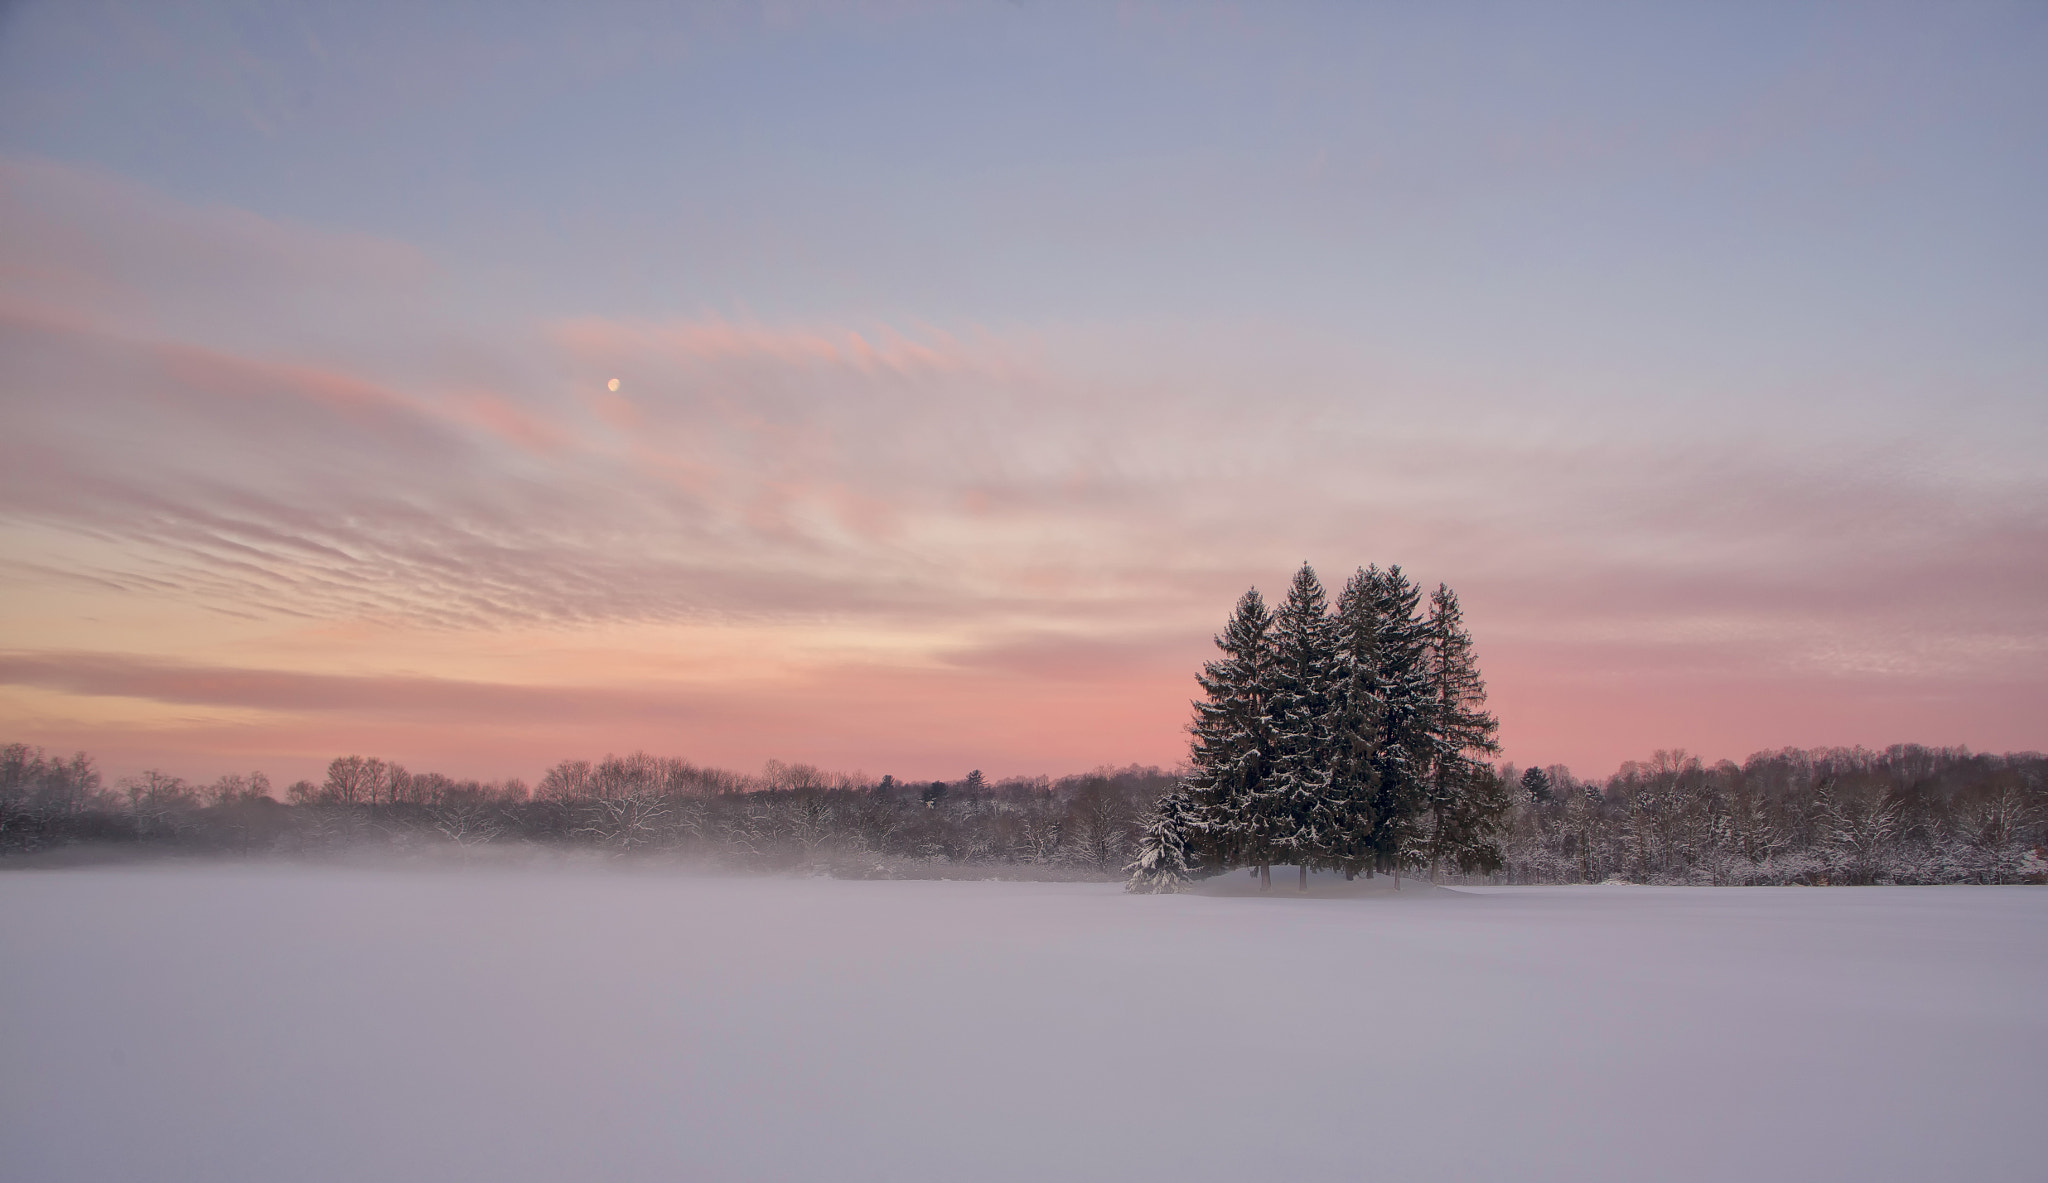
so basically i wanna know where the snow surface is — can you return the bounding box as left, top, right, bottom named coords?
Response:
left=1, top=867, right=2041, bottom=1182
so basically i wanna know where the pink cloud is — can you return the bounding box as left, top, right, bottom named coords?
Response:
left=447, top=389, right=579, bottom=454
left=0, top=156, right=430, bottom=348
left=553, top=315, right=992, bottom=379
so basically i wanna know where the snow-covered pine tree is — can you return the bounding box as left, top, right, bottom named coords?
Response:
left=1264, top=563, right=1338, bottom=890
left=1365, top=565, right=1433, bottom=881
left=1125, top=786, right=1197, bottom=893
left=1324, top=568, right=1384, bottom=879
left=1421, top=583, right=1506, bottom=877
left=1181, top=587, right=1275, bottom=878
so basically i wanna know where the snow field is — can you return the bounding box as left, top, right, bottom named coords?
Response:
left=1, top=868, right=2041, bottom=1182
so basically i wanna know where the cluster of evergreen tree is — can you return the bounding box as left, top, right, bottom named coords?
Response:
left=1128, top=564, right=1506, bottom=893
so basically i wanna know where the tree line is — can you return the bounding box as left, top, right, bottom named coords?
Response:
left=4, top=739, right=2039, bottom=883
left=0, top=743, right=1171, bottom=875
left=1128, top=563, right=1506, bottom=892
left=1495, top=746, right=2046, bottom=885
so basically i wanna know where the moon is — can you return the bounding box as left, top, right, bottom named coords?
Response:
left=607, top=378, right=620, bottom=392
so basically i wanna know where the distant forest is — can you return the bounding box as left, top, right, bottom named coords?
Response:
left=0, top=744, right=1176, bottom=877
left=3, top=740, right=2042, bottom=885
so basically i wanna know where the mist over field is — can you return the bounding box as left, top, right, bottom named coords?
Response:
left=3, top=867, right=2041, bottom=1183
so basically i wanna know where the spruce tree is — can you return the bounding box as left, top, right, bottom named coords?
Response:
left=1366, top=565, right=1433, bottom=879
left=1125, top=787, right=1196, bottom=893
left=1324, top=568, right=1384, bottom=879
left=1265, top=563, right=1338, bottom=888
left=1181, top=587, right=1275, bottom=876
left=1421, top=583, right=1506, bottom=876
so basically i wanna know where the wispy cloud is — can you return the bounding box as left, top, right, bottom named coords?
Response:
left=1, top=157, right=2043, bottom=779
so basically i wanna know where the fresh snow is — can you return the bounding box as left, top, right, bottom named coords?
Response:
left=1, top=867, right=2041, bottom=1182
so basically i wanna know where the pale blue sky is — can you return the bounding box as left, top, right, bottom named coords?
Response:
left=8, top=3, right=2042, bottom=354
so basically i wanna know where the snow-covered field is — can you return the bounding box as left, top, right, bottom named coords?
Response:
left=2, top=868, right=2040, bottom=1182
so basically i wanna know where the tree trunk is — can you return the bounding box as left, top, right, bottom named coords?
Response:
left=1299, top=865, right=1308, bottom=892
left=1259, top=864, right=1271, bottom=891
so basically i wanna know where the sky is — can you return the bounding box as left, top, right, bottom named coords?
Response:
left=1, top=1, right=2044, bottom=787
